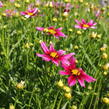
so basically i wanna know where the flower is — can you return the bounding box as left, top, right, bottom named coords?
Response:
left=59, top=57, right=96, bottom=87
left=36, top=42, right=75, bottom=66
left=4, top=9, right=17, bottom=17
left=0, top=1, right=3, bottom=8
left=74, top=19, right=97, bottom=30
left=20, top=8, right=39, bottom=18
left=36, top=26, right=66, bottom=38
left=64, top=92, right=72, bottom=99
left=16, top=81, right=25, bottom=89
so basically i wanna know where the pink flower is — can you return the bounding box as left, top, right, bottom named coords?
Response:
left=4, top=9, right=17, bottom=17
left=59, top=57, right=96, bottom=87
left=36, top=42, right=75, bottom=66
left=36, top=26, right=66, bottom=38
left=0, top=1, right=3, bottom=8
left=20, top=8, right=39, bottom=18
left=10, top=0, right=15, bottom=3
left=75, top=19, right=97, bottom=30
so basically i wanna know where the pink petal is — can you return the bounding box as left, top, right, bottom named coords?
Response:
left=90, top=26, right=96, bottom=29
left=55, top=32, right=66, bottom=37
left=52, top=59, right=59, bottom=66
left=36, top=53, right=51, bottom=61
left=56, top=27, right=63, bottom=31
left=69, top=56, right=76, bottom=63
left=40, top=42, right=49, bottom=54
left=59, top=71, right=70, bottom=75
left=88, top=20, right=93, bottom=24
left=75, top=19, right=81, bottom=25
left=57, top=50, right=66, bottom=55
left=61, top=63, right=69, bottom=70
left=74, top=25, right=82, bottom=29
left=63, top=53, right=75, bottom=59
left=20, top=12, right=27, bottom=15
left=49, top=43, right=55, bottom=51
left=36, top=27, right=44, bottom=31
left=68, top=76, right=77, bottom=86
left=25, top=15, right=31, bottom=18
left=80, top=69, right=96, bottom=83
left=78, top=77, right=85, bottom=87
left=81, top=19, right=86, bottom=24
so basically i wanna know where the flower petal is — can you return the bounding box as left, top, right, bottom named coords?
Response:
left=52, top=59, right=59, bottom=66
left=79, top=68, right=96, bottom=83
left=36, top=53, right=51, bottom=61
left=36, top=27, right=44, bottom=31
left=68, top=76, right=77, bottom=86
left=49, top=43, right=55, bottom=51
left=40, top=42, right=49, bottom=54
left=78, top=77, right=85, bottom=87
left=74, top=25, right=82, bottom=29
left=57, top=50, right=66, bottom=55
left=63, top=53, right=75, bottom=59
left=75, top=19, right=81, bottom=24
left=59, top=71, right=70, bottom=75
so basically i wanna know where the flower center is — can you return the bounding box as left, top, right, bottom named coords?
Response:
left=71, top=69, right=80, bottom=76
left=28, top=12, right=34, bottom=16
left=48, top=29, right=56, bottom=34
left=83, top=24, right=89, bottom=28
left=50, top=52, right=58, bottom=58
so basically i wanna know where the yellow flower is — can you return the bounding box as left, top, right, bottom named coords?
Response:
left=2, top=13, right=6, bottom=16
left=100, top=44, right=108, bottom=51
left=102, top=53, right=108, bottom=59
left=88, top=86, right=92, bottom=90
left=52, top=18, right=58, bottom=22
left=68, top=28, right=73, bottom=32
left=64, top=0, right=71, bottom=3
left=15, top=3, right=21, bottom=8
left=103, top=71, right=108, bottom=76
left=90, top=32, right=97, bottom=38
left=63, top=12, right=69, bottom=17
left=63, top=86, right=71, bottom=93
left=79, top=0, right=83, bottom=3
left=97, top=34, right=101, bottom=38
left=102, top=63, right=109, bottom=70
left=76, top=31, right=82, bottom=35
left=9, top=104, right=15, bottom=109
left=74, top=45, right=79, bottom=49
left=16, top=81, right=25, bottom=89
left=102, top=97, right=109, bottom=104
left=71, top=105, right=77, bottom=109
left=25, top=0, right=30, bottom=3
left=64, top=93, right=72, bottom=99
left=57, top=80, right=64, bottom=88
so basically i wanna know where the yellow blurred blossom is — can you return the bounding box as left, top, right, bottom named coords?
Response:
left=16, top=81, right=25, bottom=89
left=102, top=53, right=108, bottom=59
left=57, top=80, right=64, bottom=88
left=63, top=86, right=71, bottom=93
left=64, top=93, right=72, bottom=99
left=9, top=104, right=15, bottom=109
left=102, top=97, right=109, bottom=104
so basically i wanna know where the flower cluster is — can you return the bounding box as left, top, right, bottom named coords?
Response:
left=37, top=42, right=96, bottom=87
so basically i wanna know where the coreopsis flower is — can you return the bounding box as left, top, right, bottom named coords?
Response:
left=10, top=0, right=15, bottom=3
left=59, top=57, right=96, bottom=87
left=36, top=42, right=75, bottom=66
left=74, top=19, right=97, bottom=30
left=36, top=26, right=66, bottom=38
left=4, top=9, right=17, bottom=17
left=0, top=1, right=3, bottom=8
left=20, top=8, right=39, bottom=18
